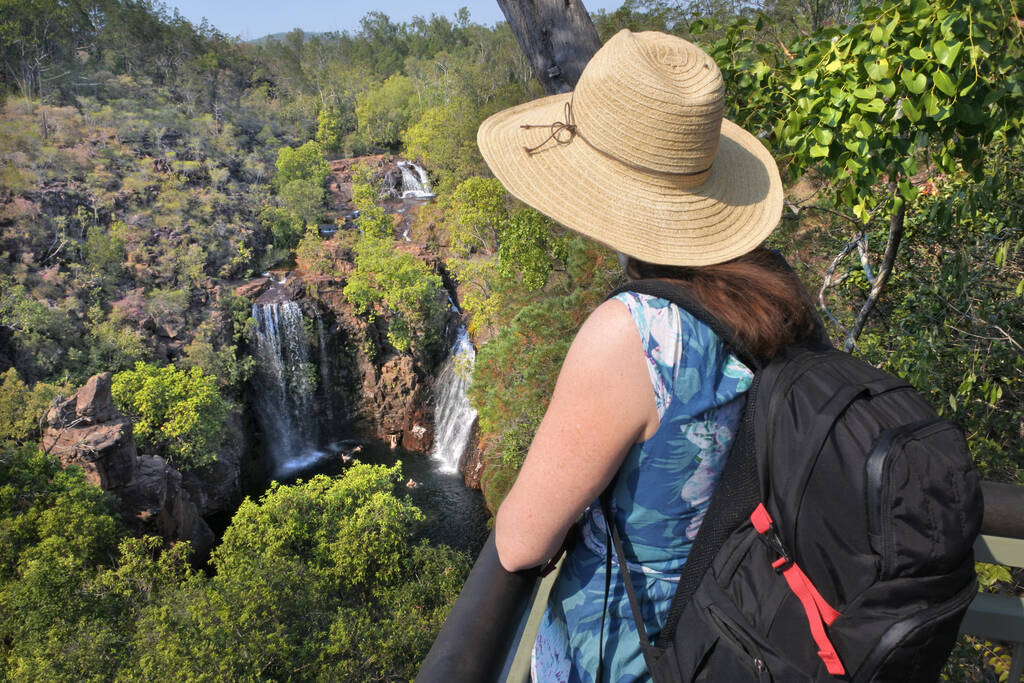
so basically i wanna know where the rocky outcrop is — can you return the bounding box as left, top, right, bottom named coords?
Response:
left=42, top=373, right=138, bottom=489
left=401, top=384, right=433, bottom=452
left=42, top=373, right=214, bottom=559
left=182, top=409, right=247, bottom=517
left=463, top=439, right=485, bottom=490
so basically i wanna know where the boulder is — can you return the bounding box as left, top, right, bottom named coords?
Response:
left=40, top=373, right=216, bottom=560
left=118, top=455, right=214, bottom=560
left=235, top=277, right=270, bottom=300
left=43, top=373, right=137, bottom=489
left=74, top=372, right=117, bottom=423
left=400, top=384, right=433, bottom=453
left=181, top=409, right=245, bottom=516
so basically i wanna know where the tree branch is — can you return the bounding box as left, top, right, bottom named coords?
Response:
left=818, top=237, right=860, bottom=333
left=844, top=196, right=907, bottom=352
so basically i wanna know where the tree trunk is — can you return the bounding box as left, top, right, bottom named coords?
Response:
left=496, top=0, right=603, bottom=94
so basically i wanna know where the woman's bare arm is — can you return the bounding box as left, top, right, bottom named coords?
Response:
left=494, top=298, right=660, bottom=572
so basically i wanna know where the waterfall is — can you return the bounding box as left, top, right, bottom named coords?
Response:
left=398, top=161, right=435, bottom=199
left=430, top=326, right=477, bottom=474
left=250, top=300, right=327, bottom=478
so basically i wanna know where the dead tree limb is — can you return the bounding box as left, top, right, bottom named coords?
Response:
left=496, top=0, right=602, bottom=94
left=844, top=196, right=907, bottom=352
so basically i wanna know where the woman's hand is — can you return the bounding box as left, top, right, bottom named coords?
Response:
left=494, top=298, right=660, bottom=572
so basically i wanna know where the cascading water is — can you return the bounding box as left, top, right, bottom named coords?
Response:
left=398, top=161, right=435, bottom=199
left=250, top=299, right=328, bottom=478
left=430, top=326, right=478, bottom=474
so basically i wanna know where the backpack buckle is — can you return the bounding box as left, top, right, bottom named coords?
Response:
left=761, top=531, right=792, bottom=573
left=750, top=503, right=793, bottom=572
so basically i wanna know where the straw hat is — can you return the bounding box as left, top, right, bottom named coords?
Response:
left=477, top=30, right=783, bottom=267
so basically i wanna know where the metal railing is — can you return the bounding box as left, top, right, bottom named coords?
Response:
left=416, top=481, right=1024, bottom=683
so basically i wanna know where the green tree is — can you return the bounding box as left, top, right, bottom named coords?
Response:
left=355, top=73, right=423, bottom=150
left=351, top=163, right=394, bottom=239
left=696, top=0, right=1023, bottom=349
left=0, top=369, right=66, bottom=445
left=278, top=177, right=327, bottom=226
left=0, top=447, right=128, bottom=680
left=127, top=464, right=470, bottom=681
left=273, top=140, right=330, bottom=190
left=439, top=176, right=508, bottom=255
left=0, top=275, right=73, bottom=382
left=344, top=235, right=447, bottom=356
left=315, top=103, right=348, bottom=156
left=111, top=362, right=228, bottom=470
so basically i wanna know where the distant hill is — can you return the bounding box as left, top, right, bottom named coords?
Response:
left=247, top=30, right=328, bottom=45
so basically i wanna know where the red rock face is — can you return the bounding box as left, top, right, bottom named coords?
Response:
left=43, top=373, right=138, bottom=489
left=401, top=384, right=434, bottom=453
left=41, top=372, right=215, bottom=561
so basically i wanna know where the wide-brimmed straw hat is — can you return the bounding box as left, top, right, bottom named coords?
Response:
left=477, top=30, right=783, bottom=267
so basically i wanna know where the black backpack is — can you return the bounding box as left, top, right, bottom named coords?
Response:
left=602, top=279, right=983, bottom=682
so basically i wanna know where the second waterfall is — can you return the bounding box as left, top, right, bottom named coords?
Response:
left=430, top=326, right=478, bottom=474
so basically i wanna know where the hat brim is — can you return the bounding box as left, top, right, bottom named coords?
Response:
left=477, top=92, right=783, bottom=267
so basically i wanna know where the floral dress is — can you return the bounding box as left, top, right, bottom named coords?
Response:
left=531, top=292, right=754, bottom=683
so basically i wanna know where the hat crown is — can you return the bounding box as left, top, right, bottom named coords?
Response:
left=574, top=31, right=725, bottom=175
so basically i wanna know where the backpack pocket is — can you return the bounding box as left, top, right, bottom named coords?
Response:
left=865, top=419, right=981, bottom=579
left=849, top=577, right=977, bottom=683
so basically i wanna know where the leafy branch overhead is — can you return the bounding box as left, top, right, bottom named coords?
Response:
left=699, top=0, right=1022, bottom=348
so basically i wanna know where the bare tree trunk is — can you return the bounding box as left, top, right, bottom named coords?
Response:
left=843, top=196, right=906, bottom=351
left=496, top=0, right=602, bottom=94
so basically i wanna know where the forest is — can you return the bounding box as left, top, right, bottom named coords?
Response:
left=0, top=0, right=1021, bottom=679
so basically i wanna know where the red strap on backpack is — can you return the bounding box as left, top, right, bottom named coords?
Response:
left=750, top=503, right=846, bottom=676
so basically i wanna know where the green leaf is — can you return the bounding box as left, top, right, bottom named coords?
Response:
left=870, top=24, right=884, bottom=42
left=813, top=128, right=834, bottom=146
left=898, top=179, right=920, bottom=202
left=909, top=46, right=930, bottom=60
left=884, top=15, right=899, bottom=40
left=901, top=98, right=922, bottom=122
left=865, top=57, right=891, bottom=81
left=995, top=242, right=1009, bottom=268
left=921, top=91, right=940, bottom=116
left=878, top=79, right=896, bottom=99
left=932, top=69, right=957, bottom=96
left=820, top=107, right=841, bottom=127
left=810, top=143, right=830, bottom=158
left=900, top=156, right=919, bottom=177
left=858, top=98, right=885, bottom=113
left=901, top=69, right=927, bottom=94
left=934, top=40, right=962, bottom=68
left=854, top=85, right=878, bottom=99
left=845, top=138, right=868, bottom=155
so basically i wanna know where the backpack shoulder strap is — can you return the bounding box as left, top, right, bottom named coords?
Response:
left=604, top=279, right=764, bottom=656
left=607, top=279, right=761, bottom=371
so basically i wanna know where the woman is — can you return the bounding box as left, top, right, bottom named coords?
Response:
left=476, top=31, right=815, bottom=681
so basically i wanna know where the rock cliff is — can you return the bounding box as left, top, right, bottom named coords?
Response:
left=42, top=373, right=215, bottom=560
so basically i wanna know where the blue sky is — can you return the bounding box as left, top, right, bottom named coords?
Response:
left=165, top=0, right=624, bottom=41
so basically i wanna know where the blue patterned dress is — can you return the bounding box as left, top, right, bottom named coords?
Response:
left=531, top=292, right=754, bottom=683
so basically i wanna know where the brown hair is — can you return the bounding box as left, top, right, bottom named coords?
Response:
left=625, top=247, right=817, bottom=363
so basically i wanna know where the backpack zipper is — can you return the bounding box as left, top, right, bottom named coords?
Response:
left=706, top=604, right=772, bottom=681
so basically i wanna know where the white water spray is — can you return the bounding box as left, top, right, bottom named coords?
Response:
left=398, top=161, right=435, bottom=199
left=430, top=326, right=477, bottom=474
left=250, top=300, right=329, bottom=477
